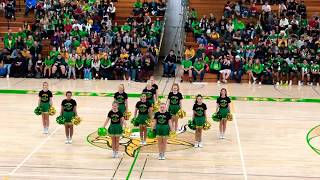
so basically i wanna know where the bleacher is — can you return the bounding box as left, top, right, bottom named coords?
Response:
left=184, top=0, right=319, bottom=83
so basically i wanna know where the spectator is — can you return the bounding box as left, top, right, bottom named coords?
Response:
left=231, top=55, right=243, bottom=83
left=163, top=50, right=177, bottom=77
left=192, top=58, right=205, bottom=82
left=180, top=56, right=193, bottom=83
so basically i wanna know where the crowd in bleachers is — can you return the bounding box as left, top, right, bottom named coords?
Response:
left=183, top=0, right=319, bottom=85
left=0, top=0, right=166, bottom=82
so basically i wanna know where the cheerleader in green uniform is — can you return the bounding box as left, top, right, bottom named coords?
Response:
left=38, top=82, right=53, bottom=134
left=142, top=80, right=156, bottom=106
left=152, top=103, right=173, bottom=160
left=103, top=102, right=126, bottom=158
left=150, top=76, right=159, bottom=101
left=167, top=83, right=183, bottom=131
left=216, top=88, right=231, bottom=139
left=60, top=91, right=77, bottom=144
left=114, top=84, right=128, bottom=114
left=134, top=93, right=152, bottom=145
left=192, top=94, right=207, bottom=148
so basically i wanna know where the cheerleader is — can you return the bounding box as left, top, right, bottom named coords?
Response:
left=134, top=93, right=152, bottom=145
left=103, top=102, right=126, bottom=158
left=60, top=91, right=77, bottom=144
left=192, top=94, right=207, bottom=148
left=216, top=88, right=231, bottom=139
left=142, top=80, right=157, bottom=106
left=38, top=82, right=53, bottom=134
left=152, top=103, right=173, bottom=160
left=114, top=84, right=128, bottom=114
left=150, top=76, right=158, bottom=101
left=167, top=83, right=183, bottom=131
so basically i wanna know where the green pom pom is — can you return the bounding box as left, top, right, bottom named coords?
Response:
left=147, top=129, right=156, bottom=139
left=98, top=127, right=107, bottom=136
left=131, top=118, right=139, bottom=127
left=56, top=116, right=66, bottom=125
left=34, top=106, right=42, bottom=116
left=211, top=113, right=221, bottom=122
left=188, top=120, right=196, bottom=130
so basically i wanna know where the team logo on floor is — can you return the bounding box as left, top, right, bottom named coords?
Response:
left=87, top=125, right=194, bottom=157
left=306, top=125, right=320, bottom=155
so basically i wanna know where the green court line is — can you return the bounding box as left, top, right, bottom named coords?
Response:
left=1, top=89, right=320, bottom=103
left=126, top=147, right=141, bottom=180
left=306, top=125, right=320, bottom=155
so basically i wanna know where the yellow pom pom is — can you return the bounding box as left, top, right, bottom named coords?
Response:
left=48, top=106, right=56, bottom=116
left=169, top=131, right=176, bottom=139
left=177, top=109, right=186, bottom=119
left=203, top=121, right=211, bottom=131
left=72, top=116, right=82, bottom=126
left=146, top=118, right=152, bottom=127
left=226, top=113, right=233, bottom=121
left=123, top=127, right=132, bottom=137
left=124, top=111, right=132, bottom=120
left=153, top=103, right=160, bottom=112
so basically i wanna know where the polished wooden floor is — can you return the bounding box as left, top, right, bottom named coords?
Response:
left=0, top=77, right=319, bottom=180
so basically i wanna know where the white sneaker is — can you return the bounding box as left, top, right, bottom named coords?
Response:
left=217, top=80, right=220, bottom=84
left=276, top=82, right=279, bottom=85
left=198, top=142, right=203, bottom=148
left=161, top=155, right=166, bottom=160
left=253, top=77, right=257, bottom=81
left=140, top=141, right=144, bottom=146
left=248, top=81, right=251, bottom=85
left=158, top=154, right=162, bottom=160
left=289, top=80, right=292, bottom=86
left=317, top=83, right=319, bottom=86
left=114, top=151, right=119, bottom=158
left=143, top=141, right=147, bottom=145
left=6, top=74, right=9, bottom=78
left=259, top=82, right=261, bottom=85
left=65, top=138, right=69, bottom=144
left=194, top=142, right=199, bottom=148
left=219, top=134, right=223, bottom=139
left=68, top=138, right=72, bottom=144
left=221, top=134, right=225, bottom=139
left=112, top=151, right=116, bottom=158
left=43, top=128, right=48, bottom=134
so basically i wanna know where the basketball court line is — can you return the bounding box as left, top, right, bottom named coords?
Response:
left=8, top=125, right=61, bottom=176
left=228, top=85, right=248, bottom=180
left=2, top=89, right=320, bottom=103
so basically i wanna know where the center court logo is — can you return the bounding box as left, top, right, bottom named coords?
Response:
left=87, top=125, right=194, bottom=157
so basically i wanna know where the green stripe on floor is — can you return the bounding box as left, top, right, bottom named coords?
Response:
left=0, top=89, right=320, bottom=103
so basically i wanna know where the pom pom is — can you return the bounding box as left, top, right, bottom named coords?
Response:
left=124, top=111, right=132, bottom=120
left=211, top=113, right=221, bottom=122
left=188, top=119, right=196, bottom=130
left=177, top=109, right=186, bottom=119
left=34, top=106, right=42, bottom=116
left=152, top=102, right=160, bottom=112
left=169, top=131, right=176, bottom=139
left=147, top=129, right=156, bottom=139
left=56, top=116, right=66, bottom=125
left=226, top=113, right=233, bottom=121
left=203, top=121, right=211, bottom=130
left=131, top=117, right=139, bottom=127
left=48, top=106, right=56, bottom=116
left=71, top=116, right=81, bottom=126
left=123, top=127, right=132, bottom=137
left=98, top=127, right=107, bottom=136
left=146, top=118, right=152, bottom=127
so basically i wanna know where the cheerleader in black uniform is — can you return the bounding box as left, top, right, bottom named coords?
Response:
left=167, top=83, right=183, bottom=131
left=60, top=91, right=77, bottom=144
left=192, top=94, right=207, bottom=148
left=38, top=82, right=53, bottom=134
left=216, top=88, right=231, bottom=139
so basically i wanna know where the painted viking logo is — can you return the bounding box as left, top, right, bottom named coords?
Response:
left=87, top=125, right=194, bottom=157
left=41, top=94, right=49, bottom=101
left=65, top=103, right=73, bottom=111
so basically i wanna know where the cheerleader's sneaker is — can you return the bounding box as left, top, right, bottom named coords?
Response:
left=112, top=151, right=116, bottom=158
left=158, top=154, right=162, bottom=160
left=259, top=82, right=262, bottom=85
left=198, top=142, right=203, bottom=148
left=289, top=80, right=292, bottom=86
left=221, top=134, right=225, bottom=139
left=219, top=134, right=223, bottom=139
left=161, top=155, right=166, bottom=160
left=65, top=138, right=69, bottom=144
left=217, top=80, right=220, bottom=84
left=276, top=82, right=279, bottom=86
left=194, top=142, right=199, bottom=148
left=143, top=141, right=147, bottom=145
left=140, top=141, right=144, bottom=146
left=68, top=138, right=72, bottom=144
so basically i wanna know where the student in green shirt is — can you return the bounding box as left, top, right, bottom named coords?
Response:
left=192, top=58, right=205, bottom=82
left=44, top=55, right=54, bottom=78
left=83, top=56, right=92, bottom=80
left=280, top=61, right=290, bottom=85
left=133, top=0, right=143, bottom=15
left=300, top=59, right=310, bottom=86
left=289, top=59, right=299, bottom=86
left=252, top=59, right=264, bottom=84
left=75, top=55, right=84, bottom=79
left=209, top=56, right=221, bottom=83
left=100, top=57, right=112, bottom=80
left=180, top=57, right=193, bottom=83
left=67, top=56, right=76, bottom=80
left=244, top=58, right=254, bottom=84
left=310, top=61, right=319, bottom=86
